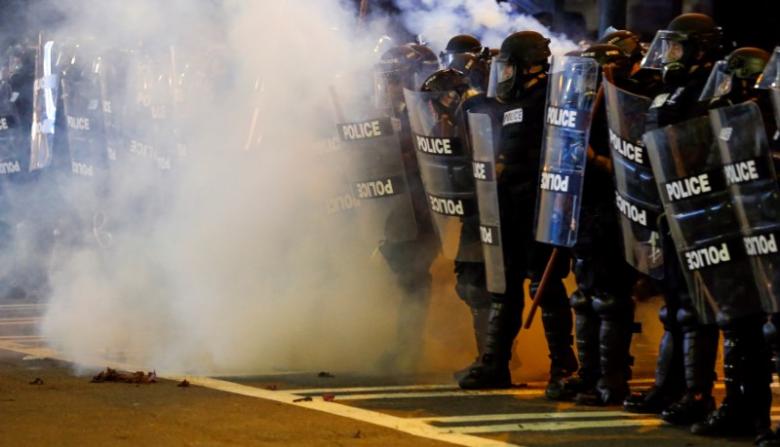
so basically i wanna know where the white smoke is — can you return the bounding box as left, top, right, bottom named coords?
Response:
left=393, top=0, right=579, bottom=55
left=25, top=0, right=585, bottom=377
left=35, top=0, right=411, bottom=375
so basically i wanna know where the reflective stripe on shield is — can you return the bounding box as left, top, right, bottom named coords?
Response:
left=335, top=115, right=418, bottom=243
left=534, top=56, right=599, bottom=247
left=469, top=111, right=505, bottom=294
left=603, top=79, right=664, bottom=279
left=711, top=101, right=780, bottom=314
left=644, top=115, right=764, bottom=324
left=403, top=88, right=482, bottom=262
left=30, top=38, right=59, bottom=171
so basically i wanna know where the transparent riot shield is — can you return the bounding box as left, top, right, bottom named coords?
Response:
left=0, top=80, right=27, bottom=178
left=711, top=101, right=780, bottom=314
left=644, top=115, right=764, bottom=324
left=60, top=54, right=110, bottom=184
left=603, top=78, right=664, bottom=279
left=335, top=112, right=418, bottom=244
left=403, top=88, right=481, bottom=261
left=534, top=56, right=599, bottom=247
left=30, top=37, right=59, bottom=171
left=468, top=111, right=505, bottom=293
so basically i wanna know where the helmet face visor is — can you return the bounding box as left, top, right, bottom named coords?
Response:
left=699, top=60, right=732, bottom=101
left=487, top=57, right=514, bottom=99
left=641, top=30, right=686, bottom=70
left=755, top=46, right=780, bottom=89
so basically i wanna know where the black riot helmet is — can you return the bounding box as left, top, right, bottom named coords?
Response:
left=700, top=47, right=770, bottom=103
left=581, top=43, right=632, bottom=82
left=443, top=34, right=482, bottom=57
left=489, top=31, right=551, bottom=103
left=598, top=30, right=642, bottom=64
left=440, top=34, right=491, bottom=93
left=374, top=43, right=439, bottom=111
left=421, top=68, right=478, bottom=120
left=642, top=13, right=724, bottom=85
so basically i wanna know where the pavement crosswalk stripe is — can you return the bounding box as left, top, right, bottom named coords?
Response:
left=293, top=384, right=460, bottom=395
left=416, top=411, right=642, bottom=423
left=447, top=418, right=665, bottom=433
left=292, top=379, right=657, bottom=396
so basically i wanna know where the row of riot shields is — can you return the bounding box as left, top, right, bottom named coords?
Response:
left=25, top=37, right=190, bottom=247
left=643, top=101, right=780, bottom=324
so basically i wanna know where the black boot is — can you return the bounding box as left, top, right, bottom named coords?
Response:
left=578, top=294, right=633, bottom=406
left=458, top=299, right=522, bottom=389
left=625, top=306, right=684, bottom=413
left=553, top=290, right=599, bottom=401
left=454, top=304, right=491, bottom=381
left=661, top=315, right=718, bottom=426
left=538, top=281, right=578, bottom=400
left=692, top=316, right=772, bottom=437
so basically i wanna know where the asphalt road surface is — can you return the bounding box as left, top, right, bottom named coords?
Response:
left=0, top=300, right=773, bottom=447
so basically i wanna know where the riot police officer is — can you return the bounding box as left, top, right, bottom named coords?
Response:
left=687, top=46, right=775, bottom=439
left=548, top=44, right=638, bottom=406
left=637, top=13, right=726, bottom=426
left=416, top=68, right=494, bottom=380
left=373, top=43, right=441, bottom=370
left=458, top=31, right=576, bottom=391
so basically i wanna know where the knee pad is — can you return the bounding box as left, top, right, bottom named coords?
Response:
left=573, top=257, right=594, bottom=291
left=659, top=305, right=676, bottom=330
left=764, top=317, right=779, bottom=346
left=569, top=290, right=593, bottom=314
left=592, top=293, right=633, bottom=320
left=675, top=306, right=700, bottom=331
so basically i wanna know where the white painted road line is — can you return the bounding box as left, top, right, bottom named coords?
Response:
left=416, top=411, right=643, bottom=423
left=293, top=384, right=461, bottom=395
left=293, top=379, right=657, bottom=396
left=447, top=417, right=665, bottom=434
left=152, top=375, right=525, bottom=447
left=0, top=318, right=40, bottom=325
left=0, top=341, right=523, bottom=447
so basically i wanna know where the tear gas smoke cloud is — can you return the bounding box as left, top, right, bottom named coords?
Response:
left=27, top=0, right=411, bottom=374
left=9, top=0, right=583, bottom=376
left=393, top=0, right=579, bottom=55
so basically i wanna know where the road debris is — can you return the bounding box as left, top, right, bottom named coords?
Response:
left=293, top=396, right=313, bottom=403
left=264, top=384, right=278, bottom=391
left=177, top=379, right=190, bottom=388
left=322, top=394, right=335, bottom=402
left=90, top=368, right=157, bottom=384
left=29, top=378, right=44, bottom=385
left=317, top=371, right=335, bottom=378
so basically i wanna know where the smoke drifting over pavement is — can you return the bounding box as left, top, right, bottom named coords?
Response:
left=3, top=0, right=581, bottom=376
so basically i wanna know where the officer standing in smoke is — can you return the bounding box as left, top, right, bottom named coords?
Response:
left=372, top=43, right=441, bottom=369
left=402, top=59, right=489, bottom=375
left=458, top=31, right=576, bottom=391
left=0, top=41, right=38, bottom=299
left=634, top=13, right=725, bottom=426
left=543, top=44, right=638, bottom=406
